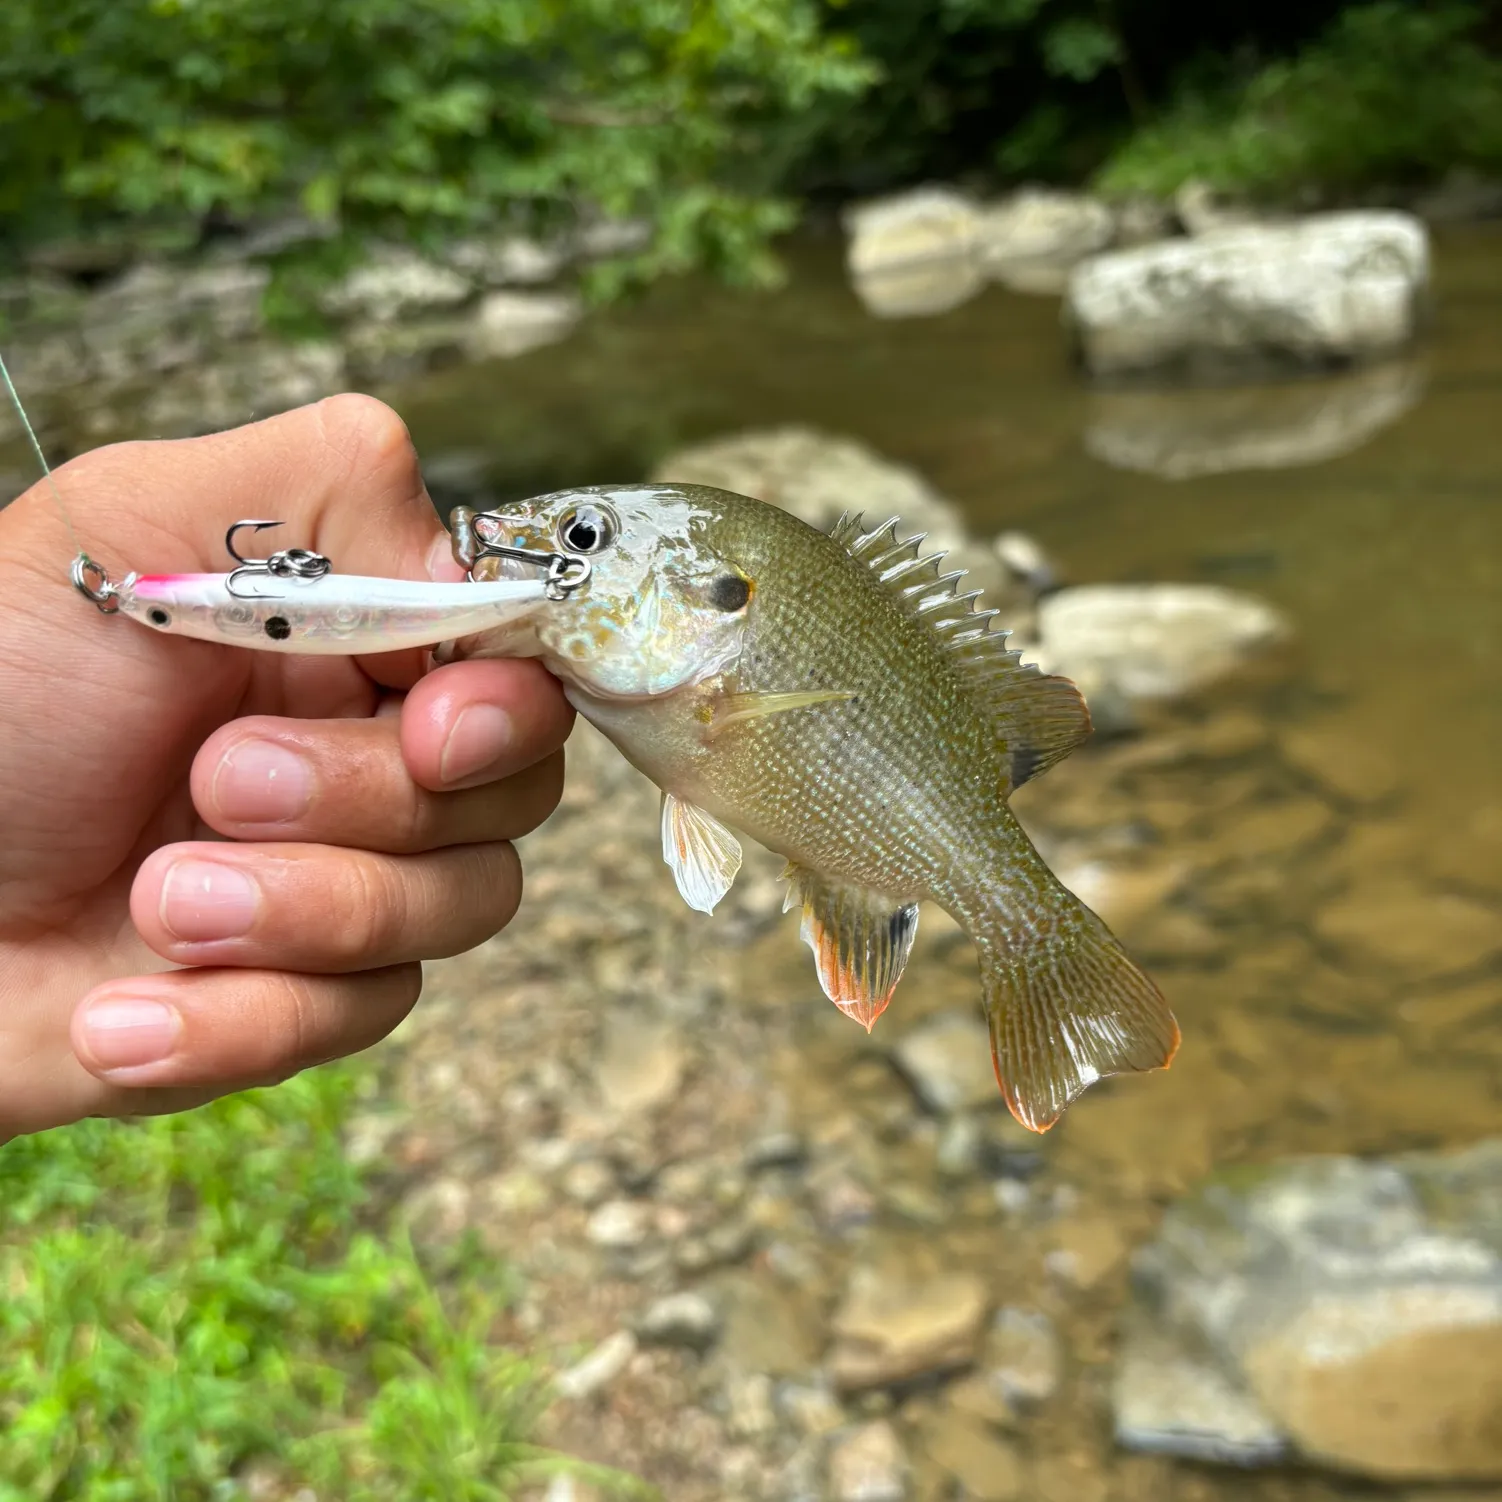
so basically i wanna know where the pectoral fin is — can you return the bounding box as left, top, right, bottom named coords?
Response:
left=707, top=689, right=857, bottom=740
left=661, top=793, right=742, bottom=914
left=782, top=865, right=920, bottom=1032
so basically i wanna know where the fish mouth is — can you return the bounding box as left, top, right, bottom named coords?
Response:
left=463, top=511, right=553, bottom=585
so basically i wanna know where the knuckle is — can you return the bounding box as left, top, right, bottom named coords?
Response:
left=328, top=855, right=411, bottom=965
left=314, top=393, right=414, bottom=471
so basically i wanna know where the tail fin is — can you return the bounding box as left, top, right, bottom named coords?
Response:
left=977, top=895, right=1180, bottom=1133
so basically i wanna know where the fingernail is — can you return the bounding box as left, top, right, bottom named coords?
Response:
left=160, top=860, right=259, bottom=942
left=439, top=704, right=513, bottom=786
left=426, top=531, right=466, bottom=583
left=78, top=998, right=182, bottom=1071
left=213, top=739, right=312, bottom=823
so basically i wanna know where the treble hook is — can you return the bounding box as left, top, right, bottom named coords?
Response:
left=225, top=519, right=334, bottom=599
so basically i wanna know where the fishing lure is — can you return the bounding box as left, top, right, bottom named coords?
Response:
left=1, top=351, right=587, bottom=655
left=70, top=519, right=566, bottom=655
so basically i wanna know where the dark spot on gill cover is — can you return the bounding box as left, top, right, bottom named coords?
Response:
left=708, top=574, right=751, bottom=612
left=264, top=616, right=292, bottom=641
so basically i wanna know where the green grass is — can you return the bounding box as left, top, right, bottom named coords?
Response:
left=0, top=1068, right=643, bottom=1502
left=1097, top=2, right=1502, bottom=202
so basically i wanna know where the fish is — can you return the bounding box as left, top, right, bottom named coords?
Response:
left=444, top=483, right=1180, bottom=1131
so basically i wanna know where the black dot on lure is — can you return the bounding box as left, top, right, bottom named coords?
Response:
left=147, top=608, right=170, bottom=627
left=709, top=574, right=751, bottom=612
left=264, top=616, right=292, bottom=641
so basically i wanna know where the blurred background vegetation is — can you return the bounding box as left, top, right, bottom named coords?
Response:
left=1, top=0, right=1499, bottom=295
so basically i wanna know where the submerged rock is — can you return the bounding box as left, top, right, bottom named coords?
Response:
left=978, top=188, right=1115, bottom=295
left=892, top=1013, right=997, bottom=1115
left=1113, top=1138, right=1502, bottom=1481
left=828, top=1420, right=910, bottom=1502
left=827, top=1265, right=989, bottom=1392
left=1066, top=212, right=1430, bottom=380
left=1034, top=583, right=1288, bottom=704
left=1084, top=360, right=1424, bottom=479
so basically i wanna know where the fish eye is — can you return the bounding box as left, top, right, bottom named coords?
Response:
left=557, top=503, right=617, bottom=556
left=708, top=574, right=752, bottom=613
left=147, top=608, right=170, bottom=627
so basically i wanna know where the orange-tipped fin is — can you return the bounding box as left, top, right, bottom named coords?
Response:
left=783, top=864, right=920, bottom=1032
left=978, top=908, right=1179, bottom=1133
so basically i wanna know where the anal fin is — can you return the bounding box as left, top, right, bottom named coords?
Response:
left=783, top=865, right=919, bottom=1032
left=977, top=898, right=1179, bottom=1133
left=662, top=793, right=742, bottom=914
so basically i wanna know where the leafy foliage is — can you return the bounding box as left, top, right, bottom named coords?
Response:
left=1097, top=2, right=1502, bottom=199
left=0, top=0, right=872, bottom=290
left=0, top=1069, right=644, bottom=1502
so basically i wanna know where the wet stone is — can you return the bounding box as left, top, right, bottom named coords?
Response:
left=594, top=1013, right=686, bottom=1116
left=917, top=1406, right=1024, bottom=1502
left=988, top=1308, right=1062, bottom=1409
left=828, top=1421, right=910, bottom=1502
left=1315, top=881, right=1500, bottom=977
left=1114, top=1138, right=1502, bottom=1480
left=636, top=1291, right=722, bottom=1351
left=828, top=1267, right=990, bottom=1393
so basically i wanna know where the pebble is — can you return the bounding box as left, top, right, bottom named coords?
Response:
left=724, top=1370, right=777, bottom=1439
left=585, top=1198, right=651, bottom=1249
left=745, top=1130, right=807, bottom=1170
left=560, top=1158, right=616, bottom=1207
left=828, top=1266, right=990, bottom=1393
left=635, top=1291, right=722, bottom=1351
left=828, top=1421, right=910, bottom=1502
left=554, top=1330, right=638, bottom=1401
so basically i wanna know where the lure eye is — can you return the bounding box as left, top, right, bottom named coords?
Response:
left=557, top=503, right=617, bottom=557
left=147, top=608, right=170, bottom=627
left=708, top=574, right=752, bottom=613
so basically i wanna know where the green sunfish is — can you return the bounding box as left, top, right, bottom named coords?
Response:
left=446, top=484, right=1179, bottom=1131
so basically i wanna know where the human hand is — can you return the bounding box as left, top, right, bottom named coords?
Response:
left=0, top=395, right=571, bottom=1142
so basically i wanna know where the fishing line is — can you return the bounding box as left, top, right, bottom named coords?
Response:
left=0, top=347, right=90, bottom=562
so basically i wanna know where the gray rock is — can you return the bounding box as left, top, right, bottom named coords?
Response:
left=977, top=188, right=1115, bottom=294
left=828, top=1265, right=989, bottom=1393
left=1113, top=1138, right=1502, bottom=1480
left=1066, top=211, right=1430, bottom=379
left=844, top=186, right=982, bottom=277
left=554, top=1330, right=637, bottom=1400
left=323, top=248, right=472, bottom=323
left=827, top=1420, right=910, bottom=1502
left=892, top=1014, right=997, bottom=1114
left=464, top=289, right=582, bottom=360
left=1085, top=360, right=1424, bottom=480
left=636, top=1290, right=722, bottom=1351
left=1034, top=583, right=1288, bottom=703
left=447, top=233, right=567, bottom=287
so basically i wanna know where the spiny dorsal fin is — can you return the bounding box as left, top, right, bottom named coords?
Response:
left=829, top=511, right=1091, bottom=788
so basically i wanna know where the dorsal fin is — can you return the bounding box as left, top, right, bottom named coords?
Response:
left=829, top=511, right=1092, bottom=787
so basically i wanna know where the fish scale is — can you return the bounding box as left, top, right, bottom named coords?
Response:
left=450, top=482, right=1180, bottom=1132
